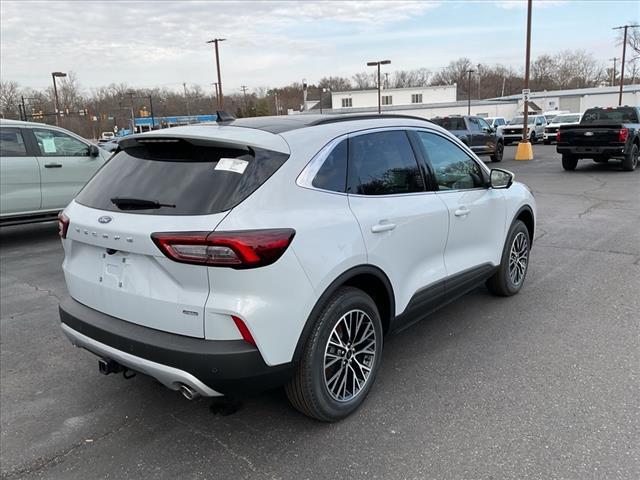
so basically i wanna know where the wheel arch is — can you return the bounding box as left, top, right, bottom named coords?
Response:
left=514, top=205, right=535, bottom=246
left=292, top=265, right=395, bottom=363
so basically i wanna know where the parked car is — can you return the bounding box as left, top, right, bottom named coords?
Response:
left=542, top=110, right=570, bottom=124
left=58, top=114, right=536, bottom=421
left=501, top=115, right=547, bottom=145
left=430, top=115, right=504, bottom=162
left=556, top=106, right=640, bottom=171
left=0, top=119, right=111, bottom=225
left=485, top=117, right=507, bottom=129
left=98, top=137, right=121, bottom=153
left=543, top=113, right=582, bottom=144
left=99, top=131, right=115, bottom=142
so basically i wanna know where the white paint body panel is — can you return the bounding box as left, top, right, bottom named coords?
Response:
left=60, top=117, right=536, bottom=372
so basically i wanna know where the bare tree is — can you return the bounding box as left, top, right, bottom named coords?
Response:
left=352, top=72, right=376, bottom=89
left=0, top=80, right=21, bottom=118
left=318, top=76, right=352, bottom=91
left=531, top=54, right=556, bottom=91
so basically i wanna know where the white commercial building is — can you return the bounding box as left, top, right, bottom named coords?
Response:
left=331, top=85, right=457, bottom=110
left=308, top=85, right=640, bottom=121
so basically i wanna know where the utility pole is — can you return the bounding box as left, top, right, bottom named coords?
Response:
left=613, top=24, right=639, bottom=105
left=21, top=96, right=27, bottom=121
left=240, top=85, right=249, bottom=114
left=466, top=69, right=475, bottom=115
left=367, top=59, right=391, bottom=114
left=183, top=83, right=191, bottom=116
left=148, top=95, right=155, bottom=129
left=384, top=72, right=390, bottom=89
left=477, top=63, right=482, bottom=100
left=274, top=91, right=280, bottom=116
left=211, top=82, right=219, bottom=108
left=206, top=38, right=226, bottom=109
left=515, top=0, right=534, bottom=161
left=609, top=57, right=618, bottom=86
left=128, top=91, right=135, bottom=134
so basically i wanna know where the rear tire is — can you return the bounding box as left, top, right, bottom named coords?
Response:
left=486, top=220, right=531, bottom=297
left=562, top=154, right=578, bottom=171
left=490, top=142, right=504, bottom=162
left=621, top=143, right=638, bottom=171
left=285, top=287, right=383, bottom=422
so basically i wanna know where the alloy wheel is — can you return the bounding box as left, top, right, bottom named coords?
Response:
left=508, top=232, right=529, bottom=286
left=323, top=309, right=376, bottom=402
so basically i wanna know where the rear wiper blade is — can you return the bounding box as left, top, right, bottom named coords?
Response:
left=110, top=197, right=176, bottom=210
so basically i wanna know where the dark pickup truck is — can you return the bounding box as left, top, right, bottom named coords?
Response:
left=430, top=115, right=503, bottom=162
left=556, top=106, right=640, bottom=171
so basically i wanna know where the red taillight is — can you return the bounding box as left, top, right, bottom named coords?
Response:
left=151, top=229, right=296, bottom=269
left=619, top=128, right=629, bottom=143
left=58, top=213, right=69, bottom=239
left=231, top=315, right=256, bottom=346
left=556, top=130, right=561, bottom=142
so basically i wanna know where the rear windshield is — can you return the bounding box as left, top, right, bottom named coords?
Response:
left=551, top=114, right=580, bottom=124
left=430, top=117, right=466, bottom=130
left=75, top=140, right=288, bottom=215
left=581, top=108, right=639, bottom=124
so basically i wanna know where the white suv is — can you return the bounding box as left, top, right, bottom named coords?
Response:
left=59, top=114, right=536, bottom=421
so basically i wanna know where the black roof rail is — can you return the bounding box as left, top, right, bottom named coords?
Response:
left=309, top=114, right=433, bottom=126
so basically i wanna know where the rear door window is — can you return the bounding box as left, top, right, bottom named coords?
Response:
left=347, top=130, right=424, bottom=195
left=75, top=140, right=288, bottom=215
left=0, top=128, right=28, bottom=156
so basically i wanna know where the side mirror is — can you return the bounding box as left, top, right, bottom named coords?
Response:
left=89, top=144, right=100, bottom=157
left=490, top=168, right=514, bottom=189
left=482, top=127, right=491, bottom=133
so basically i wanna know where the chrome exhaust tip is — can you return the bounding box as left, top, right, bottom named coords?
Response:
left=178, top=384, right=199, bottom=400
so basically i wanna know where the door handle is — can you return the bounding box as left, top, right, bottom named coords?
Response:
left=44, top=163, right=62, bottom=168
left=371, top=222, right=397, bottom=233
left=454, top=207, right=471, bottom=217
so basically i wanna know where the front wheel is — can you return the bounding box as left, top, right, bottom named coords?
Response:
left=621, top=143, right=638, bottom=171
left=286, top=287, right=383, bottom=422
left=486, top=220, right=531, bottom=297
left=529, top=132, right=537, bottom=144
left=562, top=154, right=578, bottom=171
left=490, top=142, right=504, bottom=162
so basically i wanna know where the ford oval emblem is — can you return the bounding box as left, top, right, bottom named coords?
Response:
left=98, top=216, right=112, bottom=224
left=584, top=131, right=594, bottom=136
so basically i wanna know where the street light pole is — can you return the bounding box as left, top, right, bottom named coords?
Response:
left=206, top=38, right=226, bottom=109
left=148, top=95, right=155, bottom=129
left=367, top=59, right=391, bottom=114
left=51, top=71, right=67, bottom=126
left=613, top=24, right=639, bottom=105
left=466, top=69, right=475, bottom=115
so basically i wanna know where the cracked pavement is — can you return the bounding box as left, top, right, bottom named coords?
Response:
left=1, top=145, right=639, bottom=479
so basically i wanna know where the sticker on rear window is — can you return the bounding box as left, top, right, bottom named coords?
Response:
left=215, top=158, right=248, bottom=174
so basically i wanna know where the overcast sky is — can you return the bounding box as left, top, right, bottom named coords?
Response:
left=0, top=0, right=635, bottom=93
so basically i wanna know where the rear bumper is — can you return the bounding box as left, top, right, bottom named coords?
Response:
left=556, top=145, right=626, bottom=157
left=60, top=296, right=294, bottom=396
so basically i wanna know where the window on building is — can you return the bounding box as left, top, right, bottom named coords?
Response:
left=341, top=98, right=353, bottom=108
left=411, top=94, right=423, bottom=104
left=381, top=96, right=393, bottom=106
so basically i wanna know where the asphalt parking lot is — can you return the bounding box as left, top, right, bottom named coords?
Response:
left=1, top=144, right=639, bottom=480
